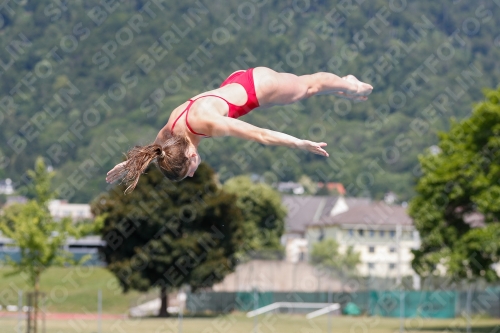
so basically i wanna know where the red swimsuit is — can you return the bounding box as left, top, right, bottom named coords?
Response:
left=170, top=68, right=260, bottom=137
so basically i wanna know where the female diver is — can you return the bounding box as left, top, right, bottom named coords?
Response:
left=106, top=67, right=373, bottom=193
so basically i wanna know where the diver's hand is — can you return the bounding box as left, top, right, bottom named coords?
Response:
left=297, top=140, right=329, bottom=157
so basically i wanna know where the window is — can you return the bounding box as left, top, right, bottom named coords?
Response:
left=389, top=247, right=396, bottom=253
left=358, top=229, right=364, bottom=237
left=318, top=228, right=325, bottom=241
left=368, top=246, right=375, bottom=253
left=389, top=230, right=396, bottom=238
left=379, top=230, right=385, bottom=237
left=348, top=229, right=354, bottom=237
left=368, top=263, right=375, bottom=269
left=389, top=263, right=396, bottom=270
left=369, top=230, right=375, bottom=237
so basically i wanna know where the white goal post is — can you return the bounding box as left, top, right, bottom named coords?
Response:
left=246, top=302, right=340, bottom=318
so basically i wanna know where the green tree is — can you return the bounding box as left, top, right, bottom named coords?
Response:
left=91, top=163, right=244, bottom=317
left=0, top=194, right=6, bottom=206
left=223, top=175, right=286, bottom=259
left=0, top=158, right=101, bottom=333
left=310, top=239, right=361, bottom=275
left=409, top=87, right=500, bottom=281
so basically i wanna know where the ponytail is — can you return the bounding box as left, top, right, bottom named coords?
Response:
left=119, top=134, right=191, bottom=194
left=122, top=143, right=163, bottom=194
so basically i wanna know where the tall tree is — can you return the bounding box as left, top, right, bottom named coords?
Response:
left=409, top=87, right=500, bottom=281
left=91, top=163, right=244, bottom=317
left=0, top=157, right=101, bottom=333
left=310, top=239, right=361, bottom=275
left=223, top=175, right=286, bottom=259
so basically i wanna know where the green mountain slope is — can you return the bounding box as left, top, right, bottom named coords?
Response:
left=1, top=0, right=499, bottom=202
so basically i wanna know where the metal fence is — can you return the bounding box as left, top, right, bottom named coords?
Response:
left=186, top=288, right=500, bottom=318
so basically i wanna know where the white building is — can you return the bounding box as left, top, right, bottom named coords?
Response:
left=276, top=181, right=305, bottom=195
left=308, top=198, right=419, bottom=278
left=0, top=179, right=14, bottom=195
left=48, top=199, right=92, bottom=221
left=281, top=195, right=420, bottom=278
left=281, top=195, right=339, bottom=263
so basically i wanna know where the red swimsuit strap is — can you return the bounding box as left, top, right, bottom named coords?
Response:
left=170, top=95, right=233, bottom=137
left=170, top=100, right=193, bottom=135
left=191, top=94, right=233, bottom=105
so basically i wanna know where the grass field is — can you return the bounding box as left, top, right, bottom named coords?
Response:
left=0, top=267, right=152, bottom=314
left=1, top=267, right=499, bottom=333
left=0, top=314, right=499, bottom=333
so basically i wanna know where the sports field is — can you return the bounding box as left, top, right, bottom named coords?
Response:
left=0, top=314, right=499, bottom=333
left=0, top=267, right=148, bottom=314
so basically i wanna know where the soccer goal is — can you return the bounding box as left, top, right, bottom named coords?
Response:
left=246, top=302, right=340, bottom=318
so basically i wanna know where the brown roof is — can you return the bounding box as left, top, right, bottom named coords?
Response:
left=344, top=197, right=372, bottom=207
left=313, top=201, right=412, bottom=228
left=282, top=195, right=339, bottom=234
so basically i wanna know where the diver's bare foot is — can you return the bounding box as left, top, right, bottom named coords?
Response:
left=342, top=75, right=373, bottom=96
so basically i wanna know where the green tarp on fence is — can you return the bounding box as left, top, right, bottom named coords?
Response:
left=186, top=290, right=499, bottom=318
left=235, top=291, right=273, bottom=311
left=369, top=291, right=456, bottom=318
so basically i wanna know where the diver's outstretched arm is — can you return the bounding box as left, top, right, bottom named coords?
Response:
left=201, top=116, right=329, bottom=157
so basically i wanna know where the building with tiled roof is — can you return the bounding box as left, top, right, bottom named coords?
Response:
left=281, top=195, right=420, bottom=279
left=308, top=199, right=419, bottom=278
